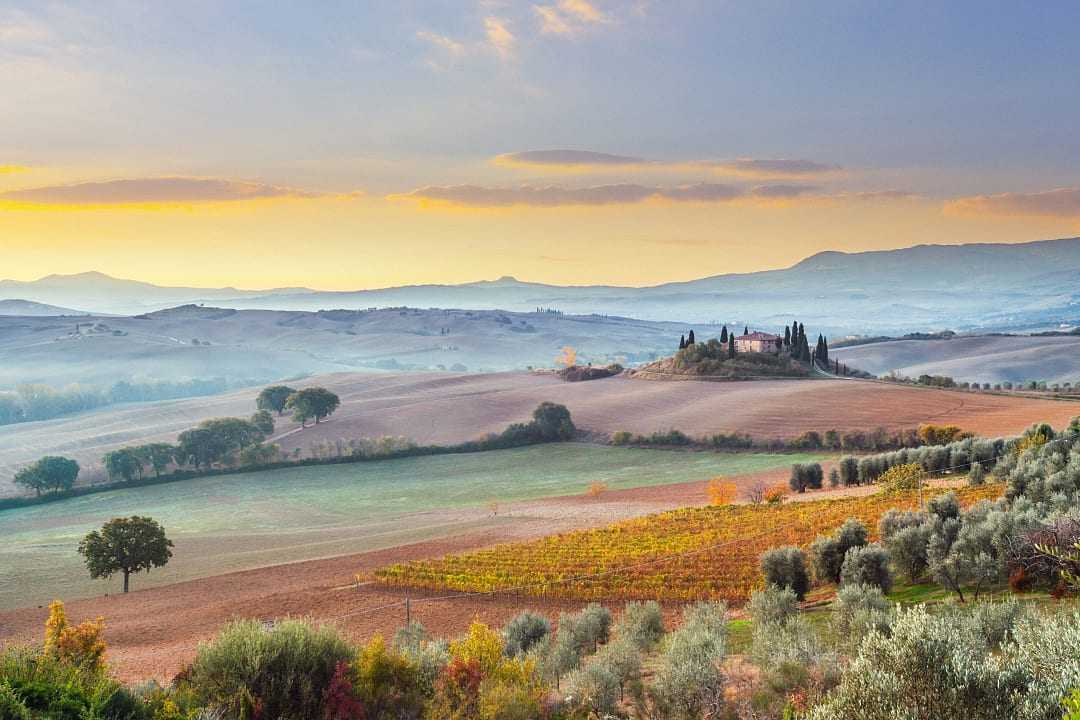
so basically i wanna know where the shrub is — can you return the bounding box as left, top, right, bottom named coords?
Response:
left=969, top=461, right=987, bottom=486
left=749, top=585, right=798, bottom=627
left=564, top=660, right=620, bottom=717
left=188, top=618, right=355, bottom=720
left=840, top=544, right=893, bottom=593
left=760, top=546, right=811, bottom=599
left=502, top=611, right=551, bottom=657
left=964, top=599, right=1022, bottom=648
left=619, top=600, right=664, bottom=651
left=828, top=467, right=840, bottom=487
left=831, top=583, right=891, bottom=650
left=806, top=605, right=1080, bottom=720
left=811, top=519, right=869, bottom=584
left=352, top=635, right=424, bottom=720
left=752, top=613, right=831, bottom=676
left=764, top=484, right=788, bottom=504
left=648, top=602, right=728, bottom=720
left=611, top=430, right=632, bottom=446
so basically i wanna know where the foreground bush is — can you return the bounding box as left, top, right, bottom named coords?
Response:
left=0, top=645, right=145, bottom=720
left=645, top=602, right=728, bottom=720
left=188, top=618, right=354, bottom=719
left=806, top=606, right=1080, bottom=720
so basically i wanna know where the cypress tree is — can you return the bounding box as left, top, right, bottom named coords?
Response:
left=791, top=321, right=799, bottom=348
left=720, top=326, right=728, bottom=343
left=820, top=336, right=829, bottom=364
left=679, top=335, right=686, bottom=350
left=798, top=322, right=805, bottom=346
left=687, top=329, right=695, bottom=345
left=744, top=325, right=749, bottom=336
left=783, top=326, right=791, bottom=346
left=729, top=334, right=736, bottom=358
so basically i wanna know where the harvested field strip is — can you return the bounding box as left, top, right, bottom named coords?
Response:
left=374, top=484, right=1004, bottom=604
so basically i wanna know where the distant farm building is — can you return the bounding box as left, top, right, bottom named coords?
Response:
left=734, top=331, right=782, bottom=354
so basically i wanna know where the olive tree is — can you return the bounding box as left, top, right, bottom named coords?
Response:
left=840, top=543, right=893, bottom=593
left=760, top=545, right=811, bottom=599
left=811, top=518, right=869, bottom=584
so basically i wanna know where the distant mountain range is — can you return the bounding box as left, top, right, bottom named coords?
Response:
left=4, top=237, right=1080, bottom=334
left=0, top=299, right=89, bottom=317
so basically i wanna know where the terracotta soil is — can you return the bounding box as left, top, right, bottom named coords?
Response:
left=0, top=464, right=818, bottom=683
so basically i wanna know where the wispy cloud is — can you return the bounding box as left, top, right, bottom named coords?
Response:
left=699, top=158, right=842, bottom=178
left=395, top=182, right=762, bottom=207
left=416, top=15, right=516, bottom=69
left=390, top=181, right=915, bottom=209
left=415, top=30, right=468, bottom=58
left=484, top=17, right=516, bottom=59
left=944, top=187, right=1080, bottom=218
left=0, top=177, right=322, bottom=205
left=534, top=0, right=609, bottom=35
left=493, top=149, right=842, bottom=178
left=494, top=149, right=647, bottom=169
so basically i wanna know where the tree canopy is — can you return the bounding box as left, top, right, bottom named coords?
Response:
left=14, top=455, right=79, bottom=496
left=78, top=515, right=173, bottom=593
left=256, top=385, right=297, bottom=416
left=177, top=417, right=266, bottom=469
left=286, top=387, right=341, bottom=427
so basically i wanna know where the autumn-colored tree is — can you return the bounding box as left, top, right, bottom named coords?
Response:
left=588, top=481, right=609, bottom=498
left=879, top=463, right=924, bottom=493
left=43, top=599, right=106, bottom=672
left=707, top=478, right=738, bottom=505
left=555, top=346, right=577, bottom=368
left=763, top=484, right=788, bottom=504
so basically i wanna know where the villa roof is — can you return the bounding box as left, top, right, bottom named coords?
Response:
left=737, top=331, right=781, bottom=341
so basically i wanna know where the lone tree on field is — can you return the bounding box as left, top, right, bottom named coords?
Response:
left=14, top=456, right=80, bottom=496
left=257, top=385, right=297, bottom=416
left=286, top=387, right=341, bottom=427
left=78, top=516, right=173, bottom=593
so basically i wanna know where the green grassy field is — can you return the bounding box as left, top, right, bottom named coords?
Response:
left=0, top=444, right=828, bottom=610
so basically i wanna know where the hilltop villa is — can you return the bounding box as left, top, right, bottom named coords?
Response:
left=734, top=331, right=782, bottom=354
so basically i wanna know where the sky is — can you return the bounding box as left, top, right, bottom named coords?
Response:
left=3, top=1, right=1080, bottom=290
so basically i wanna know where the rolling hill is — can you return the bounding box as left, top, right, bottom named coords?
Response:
left=0, top=299, right=89, bottom=316
left=4, top=369, right=1079, bottom=497
left=0, top=305, right=683, bottom=389
left=833, top=334, right=1080, bottom=385
left=5, top=237, right=1080, bottom=333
